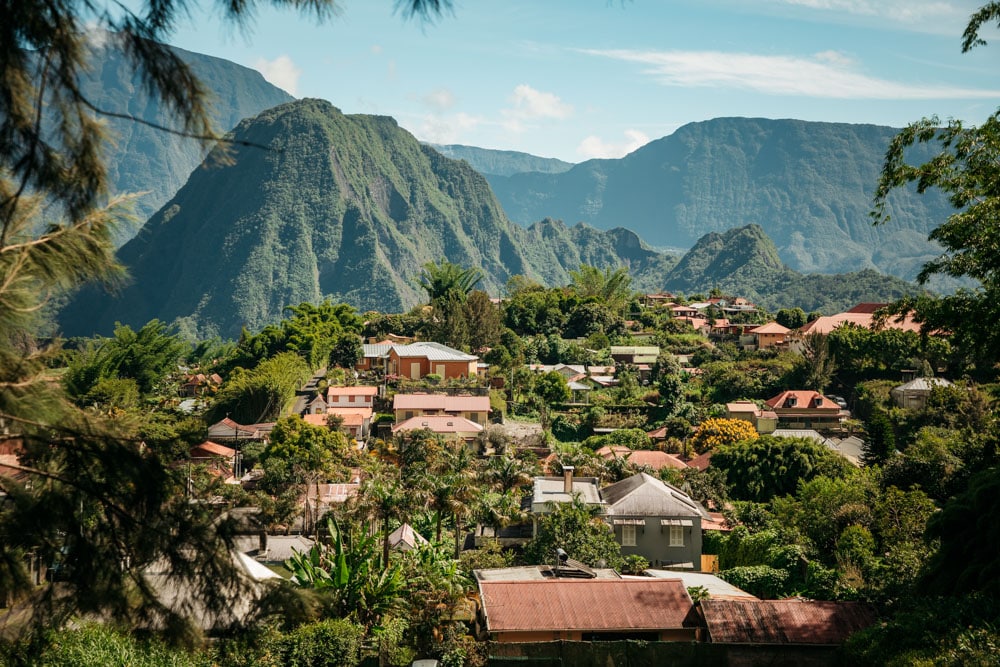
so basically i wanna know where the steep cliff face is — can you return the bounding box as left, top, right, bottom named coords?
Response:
left=59, top=100, right=677, bottom=338
left=73, top=36, right=294, bottom=240
left=486, top=117, right=950, bottom=280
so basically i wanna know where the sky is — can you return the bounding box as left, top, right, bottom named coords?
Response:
left=157, top=0, right=1000, bottom=162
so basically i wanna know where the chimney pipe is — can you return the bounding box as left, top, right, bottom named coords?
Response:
left=563, top=466, right=575, bottom=494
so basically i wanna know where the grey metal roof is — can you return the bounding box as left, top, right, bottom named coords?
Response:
left=391, top=341, right=478, bottom=361
left=892, top=377, right=953, bottom=393
left=600, top=473, right=708, bottom=518
left=532, top=476, right=603, bottom=511
left=642, top=570, right=757, bottom=599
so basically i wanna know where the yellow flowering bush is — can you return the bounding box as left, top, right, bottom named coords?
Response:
left=690, top=417, right=758, bottom=454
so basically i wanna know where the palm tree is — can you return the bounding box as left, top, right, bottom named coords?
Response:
left=355, top=467, right=414, bottom=569
left=418, top=260, right=484, bottom=303
left=485, top=454, right=535, bottom=493
left=568, top=264, right=634, bottom=313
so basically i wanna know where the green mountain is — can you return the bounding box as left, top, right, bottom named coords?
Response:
left=664, top=224, right=925, bottom=312
left=59, top=99, right=676, bottom=339
left=429, top=144, right=575, bottom=176
left=486, top=118, right=952, bottom=282
left=75, top=34, right=294, bottom=240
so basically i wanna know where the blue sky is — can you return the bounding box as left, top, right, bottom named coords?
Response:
left=159, top=0, right=1000, bottom=162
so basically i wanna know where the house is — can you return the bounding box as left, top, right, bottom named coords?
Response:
left=798, top=303, right=923, bottom=336
left=386, top=341, right=478, bottom=380
left=609, top=346, right=660, bottom=366
left=179, top=372, right=223, bottom=397
left=594, top=445, right=688, bottom=471
left=303, top=410, right=371, bottom=440
left=235, top=534, right=316, bottom=565
left=600, top=473, right=709, bottom=569
left=391, top=415, right=483, bottom=442
left=671, top=305, right=699, bottom=319
left=393, top=393, right=491, bottom=426
left=387, top=523, right=428, bottom=551
left=326, top=385, right=378, bottom=408
left=304, top=482, right=361, bottom=518
left=207, top=418, right=273, bottom=444
left=477, top=578, right=698, bottom=642
left=700, top=599, right=875, bottom=646
left=189, top=441, right=238, bottom=477
left=530, top=467, right=603, bottom=535
left=771, top=429, right=862, bottom=466
left=305, top=394, right=328, bottom=415
left=642, top=569, right=757, bottom=600
left=142, top=549, right=282, bottom=632
left=725, top=401, right=778, bottom=434
left=745, top=321, right=790, bottom=349
left=891, top=377, right=954, bottom=410
left=642, top=292, right=676, bottom=308
left=765, top=391, right=846, bottom=430
left=358, top=341, right=393, bottom=373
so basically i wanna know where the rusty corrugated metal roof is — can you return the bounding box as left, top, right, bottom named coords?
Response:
left=701, top=599, right=876, bottom=645
left=479, top=578, right=694, bottom=633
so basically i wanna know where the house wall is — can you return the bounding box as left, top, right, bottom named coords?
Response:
left=387, top=354, right=476, bottom=380
left=393, top=408, right=487, bottom=425
left=756, top=333, right=785, bottom=348
left=492, top=629, right=696, bottom=643
left=327, top=393, right=374, bottom=408
left=611, top=517, right=703, bottom=569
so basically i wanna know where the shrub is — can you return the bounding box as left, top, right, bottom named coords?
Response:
left=281, top=619, right=365, bottom=667
left=689, top=418, right=758, bottom=453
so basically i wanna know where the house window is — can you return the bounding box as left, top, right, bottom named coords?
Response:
left=670, top=525, right=684, bottom=547
left=622, top=525, right=636, bottom=547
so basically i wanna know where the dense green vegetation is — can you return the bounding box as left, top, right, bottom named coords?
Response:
left=75, top=38, right=294, bottom=240
left=487, top=117, right=954, bottom=285
left=58, top=100, right=679, bottom=339
left=430, top=143, right=575, bottom=177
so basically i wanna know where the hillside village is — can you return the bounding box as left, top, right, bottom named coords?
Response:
left=5, top=2, right=1000, bottom=665
left=4, top=267, right=988, bottom=665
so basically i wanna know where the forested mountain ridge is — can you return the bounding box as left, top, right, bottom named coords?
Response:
left=74, top=35, right=294, bottom=240
left=430, top=144, right=575, bottom=176
left=664, top=224, right=926, bottom=312
left=486, top=117, right=952, bottom=282
left=59, top=99, right=676, bottom=339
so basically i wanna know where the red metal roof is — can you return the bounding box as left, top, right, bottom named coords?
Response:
left=766, top=390, right=839, bottom=411
left=701, top=599, right=876, bottom=645
left=190, top=441, right=236, bottom=458
left=479, top=578, right=694, bottom=633
left=393, top=393, right=490, bottom=412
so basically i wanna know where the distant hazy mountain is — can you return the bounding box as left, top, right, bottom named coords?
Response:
left=60, top=99, right=675, bottom=339
left=430, top=144, right=575, bottom=176
left=74, top=35, right=294, bottom=241
left=485, top=118, right=951, bottom=282
left=663, top=224, right=925, bottom=312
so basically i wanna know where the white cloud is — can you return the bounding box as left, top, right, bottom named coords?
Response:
left=421, top=88, right=457, bottom=112
left=253, top=55, right=302, bottom=96
left=582, top=48, right=1000, bottom=100
left=507, top=84, right=573, bottom=120
left=576, top=129, right=650, bottom=160
left=772, top=0, right=962, bottom=24
left=416, top=112, right=483, bottom=144
left=371, top=44, right=383, bottom=55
